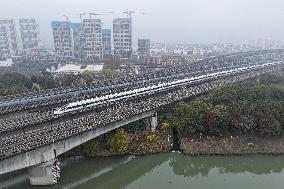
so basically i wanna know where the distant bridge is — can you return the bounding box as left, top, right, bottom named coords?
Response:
left=0, top=49, right=284, bottom=185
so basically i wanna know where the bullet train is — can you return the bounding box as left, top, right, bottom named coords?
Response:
left=54, top=62, right=283, bottom=115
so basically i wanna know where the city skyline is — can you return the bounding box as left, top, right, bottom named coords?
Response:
left=0, top=0, right=283, bottom=48
left=0, top=17, right=282, bottom=62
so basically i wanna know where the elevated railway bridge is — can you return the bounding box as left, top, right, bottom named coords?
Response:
left=0, top=49, right=284, bottom=185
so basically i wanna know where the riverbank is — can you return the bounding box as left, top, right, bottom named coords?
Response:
left=62, top=129, right=284, bottom=158
left=96, top=130, right=172, bottom=156
left=62, top=129, right=173, bottom=158
left=60, top=132, right=284, bottom=158
left=181, top=135, right=284, bottom=155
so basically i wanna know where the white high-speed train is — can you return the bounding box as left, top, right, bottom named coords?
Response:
left=54, top=62, right=282, bottom=115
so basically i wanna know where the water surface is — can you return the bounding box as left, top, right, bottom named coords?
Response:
left=1, top=153, right=284, bottom=189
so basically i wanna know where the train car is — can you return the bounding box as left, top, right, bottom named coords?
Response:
left=53, top=62, right=281, bottom=115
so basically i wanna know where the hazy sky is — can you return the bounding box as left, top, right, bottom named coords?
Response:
left=1, top=0, right=284, bottom=47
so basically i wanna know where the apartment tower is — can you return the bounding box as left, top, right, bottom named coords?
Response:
left=51, top=21, right=82, bottom=62
left=0, top=19, right=18, bottom=59
left=19, top=18, right=41, bottom=51
left=82, top=18, right=103, bottom=62
left=113, top=18, right=132, bottom=60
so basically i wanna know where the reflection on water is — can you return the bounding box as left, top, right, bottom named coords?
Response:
left=169, top=155, right=284, bottom=177
left=1, top=153, right=284, bottom=189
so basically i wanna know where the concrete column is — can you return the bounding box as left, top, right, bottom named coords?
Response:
left=143, top=118, right=151, bottom=130
left=143, top=112, right=157, bottom=131
left=28, top=160, right=58, bottom=186
left=150, top=112, right=158, bottom=131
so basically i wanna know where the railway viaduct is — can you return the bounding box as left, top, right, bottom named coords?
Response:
left=0, top=50, right=284, bottom=185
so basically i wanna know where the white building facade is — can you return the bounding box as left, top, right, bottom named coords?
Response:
left=113, top=18, right=132, bottom=60
left=82, top=19, right=103, bottom=62
left=51, top=21, right=82, bottom=62
left=19, top=18, right=41, bottom=51
left=0, top=19, right=18, bottom=59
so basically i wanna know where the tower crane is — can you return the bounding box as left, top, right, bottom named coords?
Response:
left=122, top=9, right=135, bottom=18
left=80, top=12, right=115, bottom=21
left=122, top=10, right=148, bottom=18
left=62, top=15, right=69, bottom=25
left=138, top=11, right=148, bottom=15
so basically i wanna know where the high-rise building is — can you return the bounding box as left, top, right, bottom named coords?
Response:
left=0, top=19, right=18, bottom=59
left=51, top=21, right=82, bottom=62
left=82, top=19, right=103, bottom=62
left=0, top=26, right=11, bottom=59
left=19, top=18, right=41, bottom=51
left=102, top=29, right=112, bottom=56
left=73, top=23, right=83, bottom=61
left=138, top=39, right=150, bottom=57
left=113, top=18, right=132, bottom=60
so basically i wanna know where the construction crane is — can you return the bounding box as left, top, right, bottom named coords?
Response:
left=123, top=9, right=135, bottom=18
left=80, top=12, right=114, bottom=21
left=122, top=10, right=148, bottom=18
left=138, top=11, right=148, bottom=15
left=62, top=15, right=69, bottom=24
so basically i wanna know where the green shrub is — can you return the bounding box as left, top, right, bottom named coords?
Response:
left=108, top=128, right=129, bottom=155
left=83, top=139, right=100, bottom=157
left=146, top=133, right=160, bottom=143
left=161, top=120, right=171, bottom=129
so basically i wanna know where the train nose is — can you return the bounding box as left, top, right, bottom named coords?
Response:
left=54, top=110, right=61, bottom=115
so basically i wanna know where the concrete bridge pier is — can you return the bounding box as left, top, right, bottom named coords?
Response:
left=144, top=112, right=158, bottom=131
left=28, top=159, right=59, bottom=186
left=150, top=112, right=158, bottom=131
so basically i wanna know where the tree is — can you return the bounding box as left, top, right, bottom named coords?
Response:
left=258, top=116, right=281, bottom=136
left=31, top=71, right=57, bottom=89
left=172, top=70, right=284, bottom=136
left=161, top=120, right=171, bottom=130
left=83, top=139, right=100, bottom=157
left=208, top=105, right=227, bottom=135
left=0, top=73, right=32, bottom=96
left=96, top=69, right=121, bottom=79
left=173, top=99, right=210, bottom=134
left=81, top=70, right=95, bottom=86
left=108, top=128, right=129, bottom=155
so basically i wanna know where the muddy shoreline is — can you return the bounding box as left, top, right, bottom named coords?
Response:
left=181, top=135, right=284, bottom=156
left=61, top=129, right=173, bottom=158
left=61, top=129, right=284, bottom=159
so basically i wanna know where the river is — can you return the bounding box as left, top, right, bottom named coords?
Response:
left=1, top=153, right=284, bottom=189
